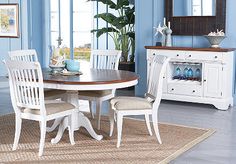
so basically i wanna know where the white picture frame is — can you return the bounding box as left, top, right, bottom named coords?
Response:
left=0, top=4, right=19, bottom=38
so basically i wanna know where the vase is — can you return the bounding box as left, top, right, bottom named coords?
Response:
left=184, top=67, right=188, bottom=79
left=187, top=67, right=193, bottom=79
left=175, top=66, right=181, bottom=77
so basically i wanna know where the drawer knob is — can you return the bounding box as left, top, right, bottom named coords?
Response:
left=192, top=90, right=196, bottom=93
left=171, top=88, right=174, bottom=91
left=204, top=79, right=207, bottom=82
left=189, top=55, right=192, bottom=57
left=215, top=56, right=218, bottom=59
left=176, top=54, right=179, bottom=57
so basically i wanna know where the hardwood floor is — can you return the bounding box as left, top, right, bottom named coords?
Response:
left=1, top=76, right=235, bottom=163
left=161, top=101, right=236, bottom=164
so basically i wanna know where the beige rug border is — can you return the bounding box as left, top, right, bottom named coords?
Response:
left=159, top=128, right=215, bottom=164
left=124, top=117, right=216, bottom=164
left=1, top=114, right=216, bottom=163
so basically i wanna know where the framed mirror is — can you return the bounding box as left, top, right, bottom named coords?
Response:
left=165, top=0, right=226, bottom=35
left=173, top=0, right=216, bottom=17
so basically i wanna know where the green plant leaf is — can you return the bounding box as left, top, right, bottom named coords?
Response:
left=116, top=0, right=130, bottom=10
left=91, top=27, right=119, bottom=38
left=124, top=6, right=135, bottom=24
left=89, top=0, right=135, bottom=62
left=94, top=13, right=118, bottom=24
left=94, top=13, right=129, bottom=30
left=112, top=16, right=128, bottom=29
left=126, top=32, right=135, bottom=40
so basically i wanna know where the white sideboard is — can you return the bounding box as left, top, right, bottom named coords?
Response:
left=145, top=46, right=236, bottom=110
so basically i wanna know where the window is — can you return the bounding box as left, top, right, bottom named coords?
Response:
left=50, top=0, right=92, bottom=62
left=192, top=0, right=202, bottom=16
left=192, top=0, right=214, bottom=16
left=73, top=0, right=92, bottom=61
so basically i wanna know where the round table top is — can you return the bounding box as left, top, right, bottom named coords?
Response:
left=43, top=69, right=139, bottom=85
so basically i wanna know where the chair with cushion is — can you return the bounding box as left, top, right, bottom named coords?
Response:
left=8, top=49, right=67, bottom=132
left=109, top=55, right=170, bottom=147
left=5, top=60, right=76, bottom=156
left=78, top=49, right=121, bottom=130
left=8, top=49, right=66, bottom=100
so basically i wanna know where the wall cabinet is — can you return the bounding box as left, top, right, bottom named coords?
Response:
left=145, top=46, right=236, bottom=110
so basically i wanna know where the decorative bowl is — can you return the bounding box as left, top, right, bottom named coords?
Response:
left=204, top=35, right=226, bottom=48
left=66, top=60, right=80, bottom=72
left=49, top=64, right=65, bottom=74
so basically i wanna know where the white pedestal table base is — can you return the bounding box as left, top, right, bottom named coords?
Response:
left=51, top=91, right=103, bottom=144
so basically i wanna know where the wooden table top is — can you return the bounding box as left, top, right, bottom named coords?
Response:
left=43, top=69, right=139, bottom=85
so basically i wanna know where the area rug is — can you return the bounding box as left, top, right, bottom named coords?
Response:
left=0, top=114, right=215, bottom=164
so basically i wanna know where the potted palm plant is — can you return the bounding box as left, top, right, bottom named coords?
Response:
left=89, top=0, right=135, bottom=70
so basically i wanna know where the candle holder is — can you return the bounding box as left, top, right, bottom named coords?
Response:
left=165, top=27, right=172, bottom=47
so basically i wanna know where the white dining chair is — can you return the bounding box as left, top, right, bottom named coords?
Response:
left=8, top=49, right=66, bottom=100
left=109, top=55, right=170, bottom=147
left=78, top=49, right=122, bottom=130
left=4, top=60, right=76, bottom=156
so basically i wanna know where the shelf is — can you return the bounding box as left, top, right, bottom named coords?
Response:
left=168, top=79, right=202, bottom=85
left=171, top=62, right=201, bottom=66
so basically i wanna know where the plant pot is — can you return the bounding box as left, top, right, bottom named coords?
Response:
left=118, top=62, right=135, bottom=72
left=118, top=62, right=135, bottom=90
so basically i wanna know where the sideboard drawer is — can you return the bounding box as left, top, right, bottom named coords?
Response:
left=149, top=49, right=225, bottom=62
left=151, top=50, right=186, bottom=60
left=167, top=84, right=203, bottom=97
left=185, top=51, right=223, bottom=62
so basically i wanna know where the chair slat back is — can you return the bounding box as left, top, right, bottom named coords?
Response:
left=90, top=50, right=122, bottom=70
left=8, top=49, right=38, bottom=62
left=146, top=55, right=170, bottom=103
left=5, top=60, right=45, bottom=114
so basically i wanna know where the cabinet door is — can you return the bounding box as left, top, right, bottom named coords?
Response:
left=203, top=63, right=223, bottom=98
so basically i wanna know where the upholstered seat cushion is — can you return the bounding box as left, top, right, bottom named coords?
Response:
left=44, top=89, right=66, bottom=98
left=22, top=100, right=75, bottom=115
left=110, top=96, right=152, bottom=110
left=78, top=90, right=112, bottom=97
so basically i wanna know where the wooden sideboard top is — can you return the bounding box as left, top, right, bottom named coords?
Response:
left=144, top=46, right=236, bottom=52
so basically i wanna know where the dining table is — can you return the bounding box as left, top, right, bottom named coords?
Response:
left=43, top=68, right=139, bottom=143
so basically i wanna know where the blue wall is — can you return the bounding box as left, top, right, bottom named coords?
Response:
left=0, top=0, right=43, bottom=76
left=135, top=0, right=236, bottom=99
left=0, top=0, right=25, bottom=76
